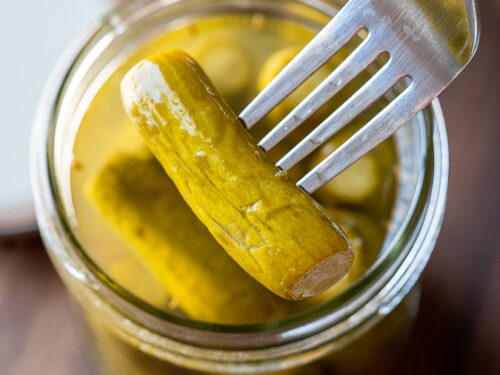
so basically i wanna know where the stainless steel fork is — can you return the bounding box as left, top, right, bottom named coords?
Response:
left=239, top=0, right=480, bottom=194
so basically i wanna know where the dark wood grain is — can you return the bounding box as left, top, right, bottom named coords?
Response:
left=0, top=1, right=499, bottom=374
left=0, top=234, right=94, bottom=375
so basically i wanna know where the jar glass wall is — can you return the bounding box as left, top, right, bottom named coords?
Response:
left=31, top=0, right=449, bottom=374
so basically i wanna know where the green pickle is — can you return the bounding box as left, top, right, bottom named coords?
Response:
left=120, top=49, right=353, bottom=300
left=70, top=13, right=403, bottom=375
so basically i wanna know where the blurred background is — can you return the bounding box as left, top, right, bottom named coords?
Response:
left=0, top=0, right=499, bottom=374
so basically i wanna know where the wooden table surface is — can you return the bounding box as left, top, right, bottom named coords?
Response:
left=1, top=2, right=499, bottom=374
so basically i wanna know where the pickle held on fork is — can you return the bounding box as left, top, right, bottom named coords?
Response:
left=120, top=48, right=354, bottom=300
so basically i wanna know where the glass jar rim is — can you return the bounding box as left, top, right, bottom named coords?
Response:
left=31, top=0, right=448, bottom=354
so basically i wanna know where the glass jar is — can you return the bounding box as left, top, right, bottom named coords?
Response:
left=31, top=0, right=449, bottom=374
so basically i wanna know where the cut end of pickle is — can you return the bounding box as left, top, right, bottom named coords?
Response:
left=289, top=249, right=354, bottom=300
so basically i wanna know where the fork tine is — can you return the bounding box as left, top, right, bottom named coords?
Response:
left=239, top=2, right=362, bottom=129
left=297, top=85, right=421, bottom=194
left=277, top=59, right=403, bottom=170
left=258, top=36, right=381, bottom=152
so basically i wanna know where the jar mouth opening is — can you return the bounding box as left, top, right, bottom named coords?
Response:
left=31, top=0, right=449, bottom=348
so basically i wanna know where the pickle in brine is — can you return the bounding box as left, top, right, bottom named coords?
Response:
left=86, top=149, right=295, bottom=324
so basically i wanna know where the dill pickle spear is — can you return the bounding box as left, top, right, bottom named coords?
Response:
left=120, top=48, right=353, bottom=300
left=86, top=150, right=295, bottom=324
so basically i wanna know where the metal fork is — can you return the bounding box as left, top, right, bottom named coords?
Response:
left=239, top=0, right=480, bottom=194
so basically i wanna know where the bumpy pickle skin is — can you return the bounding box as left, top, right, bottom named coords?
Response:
left=120, top=48, right=354, bottom=300
left=86, top=149, right=296, bottom=324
